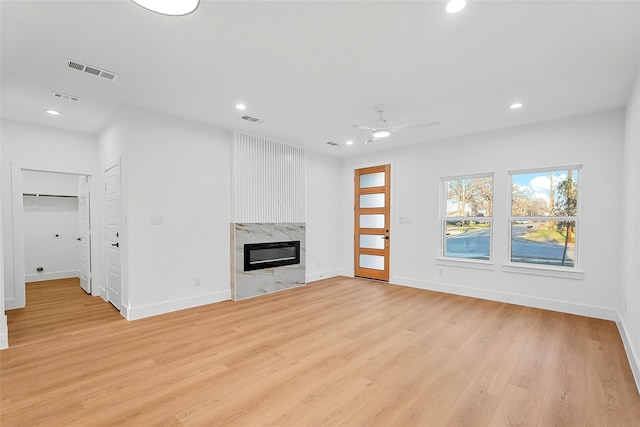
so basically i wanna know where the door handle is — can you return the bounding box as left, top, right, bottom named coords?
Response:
left=112, top=242, right=119, bottom=247
left=77, top=237, right=81, bottom=241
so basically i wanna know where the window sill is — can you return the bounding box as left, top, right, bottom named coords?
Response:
left=502, top=263, right=584, bottom=280
left=436, top=257, right=495, bottom=271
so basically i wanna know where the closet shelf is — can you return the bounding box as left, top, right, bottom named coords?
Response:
left=23, top=193, right=78, bottom=199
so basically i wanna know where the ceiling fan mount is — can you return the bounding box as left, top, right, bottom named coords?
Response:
left=352, top=104, right=439, bottom=144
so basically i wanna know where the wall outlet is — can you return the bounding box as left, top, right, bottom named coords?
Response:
left=194, top=278, right=201, bottom=286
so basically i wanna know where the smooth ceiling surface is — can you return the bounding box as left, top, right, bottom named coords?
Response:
left=1, top=1, right=639, bottom=157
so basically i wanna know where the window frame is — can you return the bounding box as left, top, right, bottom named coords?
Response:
left=506, top=165, right=583, bottom=277
left=438, top=172, right=494, bottom=265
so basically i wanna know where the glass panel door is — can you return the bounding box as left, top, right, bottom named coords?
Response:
left=354, top=164, right=391, bottom=281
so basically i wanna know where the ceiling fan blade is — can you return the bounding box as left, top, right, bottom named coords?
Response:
left=390, top=121, right=440, bottom=131
left=364, top=135, right=379, bottom=144
left=352, top=124, right=375, bottom=131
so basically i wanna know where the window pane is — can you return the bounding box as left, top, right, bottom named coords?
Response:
left=360, top=214, right=385, bottom=229
left=359, top=254, right=385, bottom=270
left=360, top=172, right=385, bottom=188
left=444, top=221, right=491, bottom=260
left=360, top=234, right=385, bottom=249
left=445, top=176, right=493, bottom=217
left=510, top=220, right=575, bottom=267
left=360, top=193, right=385, bottom=208
left=512, top=169, right=579, bottom=217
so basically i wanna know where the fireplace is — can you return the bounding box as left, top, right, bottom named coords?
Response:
left=244, top=240, right=301, bottom=271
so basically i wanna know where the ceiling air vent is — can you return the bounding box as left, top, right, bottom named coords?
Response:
left=52, top=91, right=80, bottom=102
left=66, top=59, right=119, bottom=82
left=240, top=115, right=264, bottom=124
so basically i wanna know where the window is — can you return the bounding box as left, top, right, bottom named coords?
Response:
left=510, top=167, right=579, bottom=268
left=442, top=175, right=493, bottom=261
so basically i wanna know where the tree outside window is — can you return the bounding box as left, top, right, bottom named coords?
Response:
left=510, top=167, right=579, bottom=267
left=442, top=175, right=493, bottom=261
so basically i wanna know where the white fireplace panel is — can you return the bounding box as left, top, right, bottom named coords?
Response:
left=231, top=222, right=306, bottom=300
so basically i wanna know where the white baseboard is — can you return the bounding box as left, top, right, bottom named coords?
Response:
left=26, top=270, right=79, bottom=283
left=616, top=311, right=640, bottom=394
left=0, top=313, right=8, bottom=350
left=126, top=290, right=231, bottom=321
left=392, top=276, right=618, bottom=321
left=306, top=269, right=350, bottom=283
left=4, top=297, right=20, bottom=310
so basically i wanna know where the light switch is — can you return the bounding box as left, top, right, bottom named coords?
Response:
left=150, top=215, right=165, bottom=225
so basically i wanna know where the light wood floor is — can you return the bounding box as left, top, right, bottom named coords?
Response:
left=1, top=277, right=638, bottom=426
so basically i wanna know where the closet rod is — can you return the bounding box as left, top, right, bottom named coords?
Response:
left=23, top=193, right=78, bottom=199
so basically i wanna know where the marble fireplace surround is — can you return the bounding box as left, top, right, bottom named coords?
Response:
left=230, top=223, right=306, bottom=300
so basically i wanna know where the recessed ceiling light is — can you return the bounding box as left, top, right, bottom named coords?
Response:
left=372, top=130, right=391, bottom=138
left=510, top=102, right=524, bottom=109
left=446, top=0, right=467, bottom=14
left=131, top=0, right=199, bottom=16
left=346, top=140, right=354, bottom=146
left=45, top=109, right=61, bottom=116
left=235, top=104, right=247, bottom=110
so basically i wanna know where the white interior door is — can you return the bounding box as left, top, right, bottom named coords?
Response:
left=78, top=176, right=91, bottom=294
left=104, top=164, right=122, bottom=312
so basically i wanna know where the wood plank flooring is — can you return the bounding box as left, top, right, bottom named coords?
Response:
left=1, top=276, right=638, bottom=426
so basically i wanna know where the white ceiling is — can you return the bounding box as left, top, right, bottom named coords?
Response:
left=2, top=0, right=639, bottom=157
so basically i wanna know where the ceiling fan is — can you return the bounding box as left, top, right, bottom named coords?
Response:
left=352, top=104, right=439, bottom=144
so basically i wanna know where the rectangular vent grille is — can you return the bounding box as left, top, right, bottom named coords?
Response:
left=52, top=91, right=80, bottom=102
left=66, top=59, right=119, bottom=81
left=241, top=115, right=264, bottom=124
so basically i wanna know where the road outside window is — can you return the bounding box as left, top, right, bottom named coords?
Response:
left=510, top=167, right=579, bottom=268
left=442, top=175, right=493, bottom=261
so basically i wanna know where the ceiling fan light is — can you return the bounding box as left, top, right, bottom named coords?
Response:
left=131, top=0, right=200, bottom=16
left=372, top=129, right=391, bottom=138
left=446, top=0, right=467, bottom=14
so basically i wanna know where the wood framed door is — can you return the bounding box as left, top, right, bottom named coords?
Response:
left=354, top=164, right=390, bottom=281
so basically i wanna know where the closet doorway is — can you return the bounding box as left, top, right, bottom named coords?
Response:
left=9, top=165, right=95, bottom=310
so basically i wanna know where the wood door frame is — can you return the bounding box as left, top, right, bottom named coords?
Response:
left=351, top=160, right=394, bottom=281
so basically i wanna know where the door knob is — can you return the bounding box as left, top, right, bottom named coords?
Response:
left=77, top=237, right=81, bottom=241
left=112, top=242, right=119, bottom=247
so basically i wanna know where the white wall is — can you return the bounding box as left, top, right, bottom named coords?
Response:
left=98, top=107, right=232, bottom=320
left=23, top=195, right=79, bottom=282
left=23, top=171, right=81, bottom=282
left=23, top=170, right=80, bottom=196
left=1, top=119, right=101, bottom=309
left=621, top=67, right=640, bottom=388
left=305, top=150, right=344, bottom=282
left=340, top=109, right=625, bottom=320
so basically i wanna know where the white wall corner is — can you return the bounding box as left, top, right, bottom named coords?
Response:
left=616, top=311, right=640, bottom=394
left=126, top=290, right=231, bottom=321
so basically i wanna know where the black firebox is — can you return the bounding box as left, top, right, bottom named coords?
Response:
left=244, top=241, right=301, bottom=271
